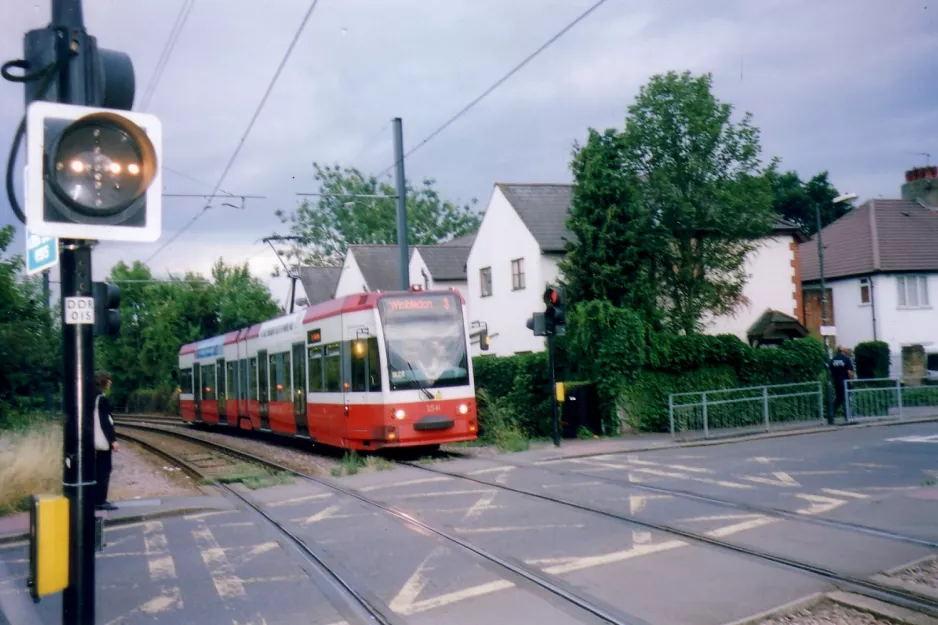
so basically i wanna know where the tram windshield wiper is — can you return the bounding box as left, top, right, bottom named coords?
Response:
left=406, top=361, right=434, bottom=399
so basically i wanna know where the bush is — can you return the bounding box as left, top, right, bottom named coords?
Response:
left=124, top=388, right=174, bottom=414
left=855, top=341, right=890, bottom=379
left=476, top=389, right=529, bottom=452
left=0, top=422, right=62, bottom=514
left=472, top=305, right=829, bottom=434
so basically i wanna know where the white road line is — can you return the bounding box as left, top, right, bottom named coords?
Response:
left=574, top=458, right=753, bottom=489
left=104, top=587, right=183, bottom=625
left=389, top=489, right=497, bottom=500
left=679, top=513, right=763, bottom=523
left=184, top=510, right=238, bottom=521
left=360, top=477, right=452, bottom=491
left=453, top=524, right=586, bottom=534
left=794, top=493, right=847, bottom=516
left=820, top=488, right=871, bottom=499
left=468, top=466, right=515, bottom=475
left=388, top=550, right=514, bottom=615
left=265, top=493, right=332, bottom=507
left=191, top=522, right=246, bottom=599
left=541, top=481, right=603, bottom=489
left=537, top=540, right=688, bottom=575
left=143, top=521, right=176, bottom=582
left=705, top=516, right=776, bottom=537
left=740, top=472, right=800, bottom=488
left=290, top=505, right=344, bottom=526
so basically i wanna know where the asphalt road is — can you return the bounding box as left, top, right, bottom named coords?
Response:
left=1, top=421, right=935, bottom=625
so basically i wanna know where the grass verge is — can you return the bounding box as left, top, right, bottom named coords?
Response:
left=331, top=452, right=396, bottom=477
left=205, top=462, right=293, bottom=490
left=0, top=419, right=62, bottom=515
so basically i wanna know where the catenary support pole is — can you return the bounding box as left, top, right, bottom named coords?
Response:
left=815, top=201, right=834, bottom=424
left=392, top=118, right=409, bottom=291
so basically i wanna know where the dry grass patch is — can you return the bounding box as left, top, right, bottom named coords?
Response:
left=0, top=423, right=62, bottom=515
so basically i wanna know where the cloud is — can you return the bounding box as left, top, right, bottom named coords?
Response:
left=2, top=0, right=937, bottom=310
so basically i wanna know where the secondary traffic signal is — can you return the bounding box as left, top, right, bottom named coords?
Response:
left=543, top=285, right=566, bottom=332
left=526, top=313, right=547, bottom=337
left=92, top=281, right=120, bottom=336
left=22, top=34, right=162, bottom=242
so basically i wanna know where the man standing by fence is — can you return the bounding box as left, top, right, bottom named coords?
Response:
left=830, top=347, right=855, bottom=423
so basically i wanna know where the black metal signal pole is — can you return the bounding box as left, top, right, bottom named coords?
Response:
left=548, top=330, right=560, bottom=447
left=46, top=1, right=99, bottom=622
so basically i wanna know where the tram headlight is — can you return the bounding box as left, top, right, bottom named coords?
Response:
left=394, top=409, right=406, bottom=420
left=458, top=404, right=469, bottom=415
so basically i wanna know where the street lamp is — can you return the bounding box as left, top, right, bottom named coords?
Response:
left=816, top=192, right=858, bottom=346
left=816, top=191, right=857, bottom=425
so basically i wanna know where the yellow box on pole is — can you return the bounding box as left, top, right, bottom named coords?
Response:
left=555, top=382, right=565, bottom=403
left=28, top=494, right=69, bottom=602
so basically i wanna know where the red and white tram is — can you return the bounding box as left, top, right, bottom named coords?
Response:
left=177, top=289, right=478, bottom=451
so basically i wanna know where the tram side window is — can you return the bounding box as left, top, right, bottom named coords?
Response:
left=350, top=339, right=367, bottom=392
left=247, top=358, right=257, bottom=401
left=324, top=343, right=342, bottom=392
left=367, top=337, right=382, bottom=391
left=226, top=362, right=235, bottom=402
left=202, top=365, right=216, bottom=400
left=270, top=353, right=289, bottom=402
left=308, top=346, right=324, bottom=392
left=179, top=368, right=193, bottom=394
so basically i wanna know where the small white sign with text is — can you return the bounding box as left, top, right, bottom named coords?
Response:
left=64, top=297, right=95, bottom=325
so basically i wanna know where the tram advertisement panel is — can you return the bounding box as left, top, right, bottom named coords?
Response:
left=378, top=294, right=468, bottom=391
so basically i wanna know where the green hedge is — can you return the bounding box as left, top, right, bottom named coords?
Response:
left=472, top=302, right=829, bottom=435
left=855, top=341, right=890, bottom=379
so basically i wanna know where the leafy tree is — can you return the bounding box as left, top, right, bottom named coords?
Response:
left=560, top=129, right=663, bottom=327
left=96, top=258, right=280, bottom=408
left=0, top=226, right=59, bottom=416
left=765, top=166, right=845, bottom=237
left=621, top=71, right=776, bottom=334
left=274, top=163, right=482, bottom=266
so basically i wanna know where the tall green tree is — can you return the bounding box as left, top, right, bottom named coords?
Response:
left=0, top=226, right=60, bottom=414
left=560, top=129, right=662, bottom=327
left=96, top=258, right=279, bottom=408
left=621, top=71, right=776, bottom=334
left=765, top=166, right=845, bottom=237
left=275, top=163, right=482, bottom=266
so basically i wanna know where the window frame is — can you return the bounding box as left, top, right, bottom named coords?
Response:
left=859, top=278, right=870, bottom=305
left=511, top=258, right=525, bottom=291
left=479, top=266, right=492, bottom=297
left=897, top=275, right=930, bottom=309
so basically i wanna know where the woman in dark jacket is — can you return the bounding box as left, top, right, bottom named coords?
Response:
left=93, top=371, right=119, bottom=511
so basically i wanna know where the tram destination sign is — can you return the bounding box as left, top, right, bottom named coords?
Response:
left=380, top=293, right=460, bottom=319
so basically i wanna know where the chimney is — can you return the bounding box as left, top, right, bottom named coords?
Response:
left=902, top=166, right=938, bottom=207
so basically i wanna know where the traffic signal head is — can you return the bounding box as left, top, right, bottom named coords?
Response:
left=479, top=327, right=491, bottom=351
left=526, top=313, right=547, bottom=337
left=92, top=282, right=120, bottom=336
left=543, top=285, right=566, bottom=328
left=25, top=100, right=162, bottom=242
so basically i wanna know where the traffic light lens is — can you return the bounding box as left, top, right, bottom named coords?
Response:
left=52, top=120, right=147, bottom=215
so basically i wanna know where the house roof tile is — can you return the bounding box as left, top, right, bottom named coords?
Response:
left=297, top=266, right=341, bottom=306
left=496, top=183, right=574, bottom=253
left=800, top=199, right=938, bottom=281
left=347, top=245, right=415, bottom=291
left=415, top=245, right=471, bottom=281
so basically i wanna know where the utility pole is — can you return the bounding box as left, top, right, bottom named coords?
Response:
left=392, top=118, right=409, bottom=291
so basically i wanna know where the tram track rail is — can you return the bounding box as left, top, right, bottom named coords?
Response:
left=115, top=422, right=650, bottom=625
left=115, top=420, right=938, bottom=619
left=116, top=428, right=396, bottom=625
left=404, top=460, right=938, bottom=618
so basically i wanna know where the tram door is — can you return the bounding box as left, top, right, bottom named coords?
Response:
left=216, top=359, right=227, bottom=425
left=193, top=364, right=203, bottom=422
left=257, top=349, right=271, bottom=430
left=292, top=342, right=309, bottom=437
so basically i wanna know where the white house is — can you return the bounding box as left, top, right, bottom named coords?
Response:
left=800, top=166, right=938, bottom=377
left=299, top=239, right=473, bottom=308
left=465, top=182, right=808, bottom=357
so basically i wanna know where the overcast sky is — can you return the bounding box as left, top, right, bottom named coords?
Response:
left=2, top=0, right=936, bottom=307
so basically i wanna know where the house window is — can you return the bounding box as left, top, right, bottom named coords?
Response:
left=511, top=258, right=525, bottom=291
left=480, top=267, right=492, bottom=297
left=860, top=278, right=870, bottom=304
left=898, top=275, right=929, bottom=308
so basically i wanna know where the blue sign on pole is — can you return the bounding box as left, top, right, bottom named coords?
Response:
left=26, top=229, right=58, bottom=275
